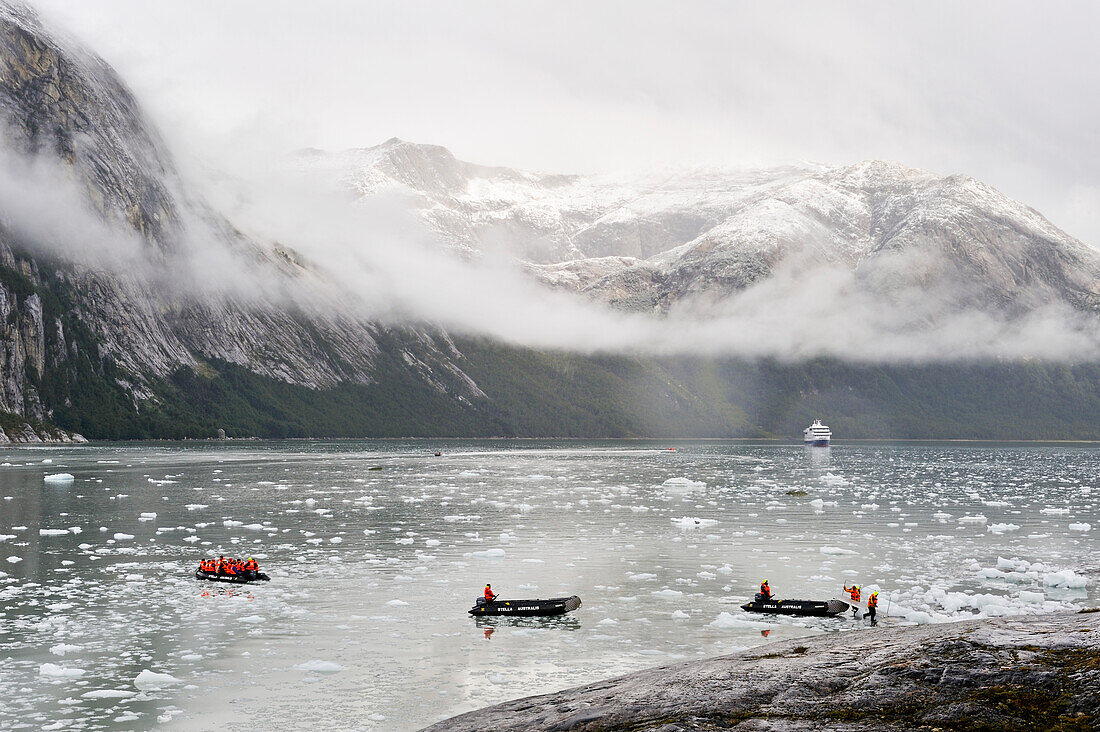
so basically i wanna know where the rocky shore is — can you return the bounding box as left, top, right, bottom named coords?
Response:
left=424, top=611, right=1099, bottom=731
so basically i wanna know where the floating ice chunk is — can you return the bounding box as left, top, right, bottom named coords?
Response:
left=1018, top=590, right=1045, bottom=604
left=628, top=573, right=657, bottom=582
left=295, top=660, right=344, bottom=674
left=488, top=673, right=507, bottom=684
left=932, top=512, right=952, bottom=520
left=1040, top=508, right=1071, bottom=515
left=672, top=516, right=716, bottom=530
left=809, top=498, right=825, bottom=509
left=0, top=534, right=14, bottom=542
left=597, top=617, right=618, bottom=625
left=50, top=644, right=81, bottom=656
left=134, top=670, right=179, bottom=691
left=223, top=520, right=243, bottom=528
left=820, top=546, right=856, bottom=555
left=185, top=504, right=208, bottom=511
left=662, top=477, right=706, bottom=491
left=385, top=600, right=409, bottom=607
left=40, top=529, right=70, bottom=536
left=987, top=523, right=1020, bottom=534
left=652, top=589, right=683, bottom=599
left=139, top=512, right=157, bottom=519
left=468, top=548, right=505, bottom=559
left=239, top=615, right=266, bottom=624
left=243, top=524, right=265, bottom=531
left=7, top=556, right=23, bottom=563
left=424, top=539, right=441, bottom=547
left=957, top=515, right=988, bottom=524
left=1044, top=570, right=1087, bottom=589
left=710, top=612, right=767, bottom=629
left=672, top=609, right=690, bottom=619
left=113, top=533, right=134, bottom=540
left=44, top=473, right=75, bottom=484
left=900, top=610, right=933, bottom=624
left=39, top=663, right=85, bottom=677
left=443, top=515, right=481, bottom=522
left=82, top=689, right=136, bottom=699
left=1068, top=523, right=1091, bottom=532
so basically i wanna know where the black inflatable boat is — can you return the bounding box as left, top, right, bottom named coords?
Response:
left=741, top=596, right=849, bottom=617
left=195, top=570, right=270, bottom=584
left=469, top=595, right=582, bottom=617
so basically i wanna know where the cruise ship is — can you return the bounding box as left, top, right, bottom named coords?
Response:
left=803, top=419, right=832, bottom=446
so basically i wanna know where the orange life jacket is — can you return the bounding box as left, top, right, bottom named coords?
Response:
left=867, top=594, right=878, bottom=609
left=484, top=587, right=495, bottom=601
left=849, top=587, right=860, bottom=602
left=760, top=582, right=770, bottom=596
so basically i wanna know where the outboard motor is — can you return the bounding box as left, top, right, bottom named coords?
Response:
left=476, top=598, right=487, bottom=606
left=754, top=592, right=765, bottom=602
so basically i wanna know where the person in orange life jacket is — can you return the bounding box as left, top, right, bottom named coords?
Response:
left=484, top=584, right=497, bottom=602
left=844, top=583, right=861, bottom=616
left=215, top=556, right=226, bottom=574
left=864, top=591, right=879, bottom=626
left=759, top=579, right=772, bottom=600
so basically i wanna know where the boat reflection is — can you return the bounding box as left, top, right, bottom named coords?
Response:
left=805, top=445, right=831, bottom=468
left=474, top=615, right=581, bottom=632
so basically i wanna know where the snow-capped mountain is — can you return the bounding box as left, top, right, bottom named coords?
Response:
left=298, top=140, right=1100, bottom=315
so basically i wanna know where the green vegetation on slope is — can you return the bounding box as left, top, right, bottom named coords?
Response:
left=4, top=252, right=1099, bottom=440
left=49, top=339, right=1100, bottom=441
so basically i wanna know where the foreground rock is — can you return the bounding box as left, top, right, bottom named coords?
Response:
left=424, top=612, right=1099, bottom=731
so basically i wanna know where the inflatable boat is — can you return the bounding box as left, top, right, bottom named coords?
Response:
left=195, top=569, right=270, bottom=584
left=741, top=595, right=849, bottom=617
left=469, top=595, right=581, bottom=617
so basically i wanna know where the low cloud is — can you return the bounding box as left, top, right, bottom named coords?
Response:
left=1, top=131, right=1097, bottom=366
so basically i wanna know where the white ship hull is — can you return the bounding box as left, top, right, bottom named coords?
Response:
left=803, top=419, right=832, bottom=447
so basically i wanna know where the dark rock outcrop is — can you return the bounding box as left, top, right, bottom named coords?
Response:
left=423, top=612, right=1100, bottom=731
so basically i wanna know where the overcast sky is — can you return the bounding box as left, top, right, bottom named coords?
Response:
left=32, top=0, right=1100, bottom=246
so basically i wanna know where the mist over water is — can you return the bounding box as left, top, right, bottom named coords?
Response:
left=2, top=440, right=1096, bottom=730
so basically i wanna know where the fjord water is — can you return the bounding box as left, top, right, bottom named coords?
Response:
left=2, top=440, right=1097, bottom=731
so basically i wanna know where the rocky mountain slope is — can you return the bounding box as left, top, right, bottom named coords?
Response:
left=0, top=2, right=1098, bottom=441
left=298, top=140, right=1100, bottom=315
left=423, top=611, right=1100, bottom=731
left=0, top=3, right=484, bottom=439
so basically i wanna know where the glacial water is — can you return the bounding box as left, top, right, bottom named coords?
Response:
left=1, top=440, right=1097, bottom=731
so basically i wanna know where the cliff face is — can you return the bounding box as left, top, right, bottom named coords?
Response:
left=0, top=3, right=487, bottom=439
left=423, top=612, right=1100, bottom=732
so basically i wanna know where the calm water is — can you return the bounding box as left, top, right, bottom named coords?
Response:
left=1, top=440, right=1097, bottom=730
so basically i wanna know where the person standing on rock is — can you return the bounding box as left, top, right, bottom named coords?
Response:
left=864, top=591, right=879, bottom=626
